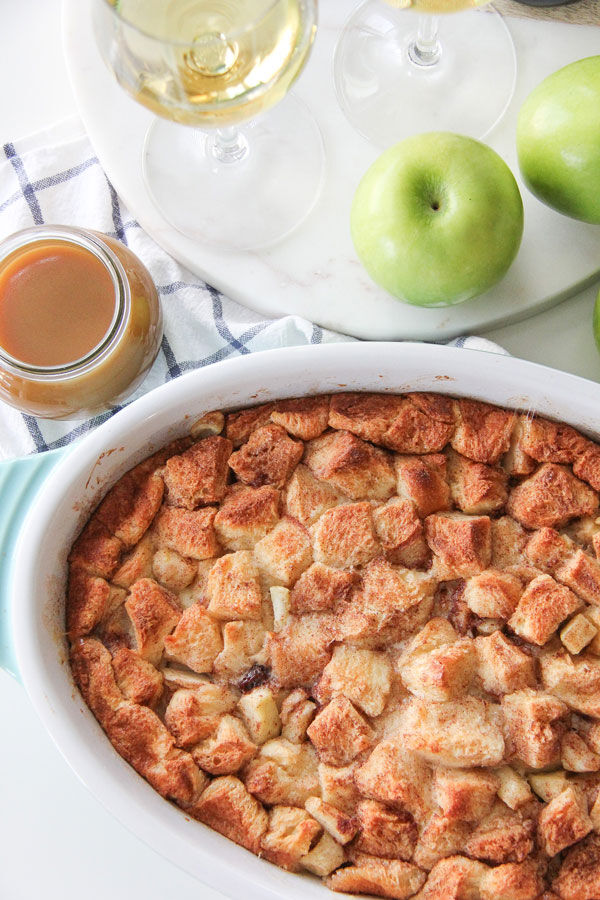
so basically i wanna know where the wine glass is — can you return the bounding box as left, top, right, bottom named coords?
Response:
left=334, top=0, right=517, bottom=148
left=93, top=0, right=324, bottom=250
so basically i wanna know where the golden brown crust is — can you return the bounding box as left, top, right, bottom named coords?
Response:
left=229, top=424, right=303, bottom=488
left=163, top=436, right=232, bottom=509
left=66, top=391, right=600, bottom=897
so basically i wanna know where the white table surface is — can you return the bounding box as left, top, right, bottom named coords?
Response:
left=1, top=3, right=600, bottom=900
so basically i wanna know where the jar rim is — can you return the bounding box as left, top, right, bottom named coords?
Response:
left=0, top=225, right=131, bottom=382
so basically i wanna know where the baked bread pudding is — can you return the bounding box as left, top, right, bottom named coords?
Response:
left=67, top=391, right=600, bottom=900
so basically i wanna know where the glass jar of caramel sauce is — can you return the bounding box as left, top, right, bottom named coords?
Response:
left=0, top=225, right=162, bottom=418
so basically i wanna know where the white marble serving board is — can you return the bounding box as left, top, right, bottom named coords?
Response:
left=62, top=0, right=600, bottom=341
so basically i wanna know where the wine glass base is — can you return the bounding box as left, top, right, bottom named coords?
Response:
left=334, top=3, right=517, bottom=148
left=141, top=93, right=325, bottom=252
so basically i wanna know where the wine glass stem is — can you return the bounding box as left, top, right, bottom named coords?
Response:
left=408, top=15, right=441, bottom=68
left=206, top=126, right=249, bottom=164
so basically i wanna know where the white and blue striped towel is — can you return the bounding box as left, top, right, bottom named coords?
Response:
left=0, top=118, right=506, bottom=460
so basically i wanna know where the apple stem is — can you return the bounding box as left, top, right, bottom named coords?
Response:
left=408, top=15, right=441, bottom=68
left=206, top=127, right=249, bottom=165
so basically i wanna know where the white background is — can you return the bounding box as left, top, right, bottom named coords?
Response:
left=1, top=2, right=600, bottom=900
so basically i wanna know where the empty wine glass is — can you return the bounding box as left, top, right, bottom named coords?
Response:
left=94, top=0, right=324, bottom=250
left=334, top=0, right=517, bottom=148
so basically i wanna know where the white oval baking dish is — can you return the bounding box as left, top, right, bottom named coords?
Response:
left=4, top=341, right=600, bottom=899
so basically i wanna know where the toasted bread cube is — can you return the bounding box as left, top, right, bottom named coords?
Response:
left=480, top=859, right=543, bottom=900
left=328, top=392, right=404, bottom=444
left=311, top=502, right=380, bottom=569
left=525, top=526, right=573, bottom=573
left=509, top=574, right=581, bottom=646
left=304, top=430, right=396, bottom=501
left=355, top=799, right=418, bottom=860
left=229, top=424, right=303, bottom=488
left=191, top=714, right=257, bottom=775
left=154, top=505, right=219, bottom=560
left=160, top=666, right=213, bottom=690
left=284, top=463, right=342, bottom=527
left=401, top=697, right=504, bottom=768
left=432, top=768, right=499, bottom=821
left=372, top=497, right=430, bottom=568
left=68, top=518, right=124, bottom=580
left=270, top=395, right=330, bottom=441
left=554, top=833, right=600, bottom=900
left=491, top=516, right=530, bottom=569
left=238, top=685, right=281, bottom=745
left=112, top=533, right=155, bottom=589
left=407, top=392, right=456, bottom=424
left=151, top=547, right=197, bottom=593
left=382, top=399, right=455, bottom=454
left=413, top=813, right=472, bottom=870
left=502, top=689, right=569, bottom=768
left=301, top=831, right=346, bottom=877
left=253, top=516, right=312, bottom=586
left=66, top=569, right=122, bottom=639
left=315, top=645, right=392, bottom=717
left=395, top=453, right=450, bottom=517
left=502, top=415, right=536, bottom=477
left=411, top=856, right=488, bottom=900
left=290, top=562, right=355, bottom=614
left=95, top=467, right=165, bottom=549
left=464, top=804, right=535, bottom=864
left=451, top=399, right=515, bottom=464
left=163, top=436, right=232, bottom=509
left=206, top=551, right=262, bottom=621
left=307, top=697, right=374, bottom=766
left=540, top=648, right=600, bottom=717
left=495, top=766, right=533, bottom=811
left=165, top=687, right=232, bottom=747
left=305, top=796, right=358, bottom=845
left=189, top=409, right=224, bottom=439
left=161, top=603, right=222, bottom=674
left=573, top=441, right=600, bottom=491
left=508, top=463, right=598, bottom=529
left=111, top=647, right=163, bottom=706
left=225, top=403, right=275, bottom=447
left=319, top=765, right=361, bottom=817
left=354, top=741, right=428, bottom=822
left=337, top=559, right=435, bottom=645
left=213, top=621, right=266, bottom=677
left=590, top=793, right=600, bottom=831
left=279, top=689, right=316, bottom=739
left=562, top=731, right=600, bottom=772
left=266, top=612, right=333, bottom=688
left=520, top=415, right=584, bottom=464
left=446, top=449, right=508, bottom=515
left=243, top=737, right=320, bottom=806
left=561, top=613, right=598, bottom=655
left=260, top=805, right=322, bottom=871
left=213, top=484, right=280, bottom=550
left=464, top=569, right=522, bottom=620
left=556, top=549, right=600, bottom=605
left=538, top=786, right=592, bottom=856
left=425, top=512, right=492, bottom=578
left=400, top=633, right=475, bottom=701
left=193, top=775, right=268, bottom=854
left=125, top=578, right=181, bottom=665
left=327, top=854, right=426, bottom=899
left=528, top=770, right=569, bottom=803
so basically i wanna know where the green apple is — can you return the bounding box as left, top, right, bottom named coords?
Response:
left=517, top=56, right=600, bottom=223
left=350, top=132, right=523, bottom=307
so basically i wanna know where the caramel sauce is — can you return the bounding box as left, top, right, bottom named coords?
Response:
left=0, top=240, right=116, bottom=367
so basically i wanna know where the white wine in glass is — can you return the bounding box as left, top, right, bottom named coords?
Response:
left=334, top=0, right=517, bottom=148
left=95, top=0, right=324, bottom=249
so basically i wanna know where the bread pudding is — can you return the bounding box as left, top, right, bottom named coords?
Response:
left=66, top=391, right=600, bottom=900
